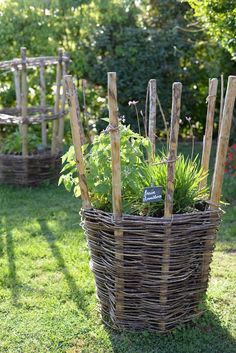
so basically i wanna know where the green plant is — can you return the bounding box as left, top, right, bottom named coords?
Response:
left=0, top=129, right=42, bottom=154
left=59, top=125, right=151, bottom=213
left=60, top=124, right=208, bottom=216
left=127, top=153, right=208, bottom=216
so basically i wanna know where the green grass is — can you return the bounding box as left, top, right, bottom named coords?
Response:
left=0, top=144, right=236, bottom=352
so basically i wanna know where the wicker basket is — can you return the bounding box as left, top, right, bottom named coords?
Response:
left=0, top=47, right=69, bottom=186
left=82, top=208, right=220, bottom=332
left=64, top=73, right=236, bottom=332
left=0, top=152, right=61, bottom=186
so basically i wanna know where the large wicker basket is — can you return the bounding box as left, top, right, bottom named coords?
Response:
left=0, top=152, right=61, bottom=186
left=64, top=73, right=236, bottom=332
left=82, top=208, right=220, bottom=332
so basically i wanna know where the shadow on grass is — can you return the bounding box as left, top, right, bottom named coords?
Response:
left=38, top=219, right=88, bottom=312
left=5, top=225, right=19, bottom=306
left=0, top=227, right=4, bottom=258
left=106, top=308, right=236, bottom=353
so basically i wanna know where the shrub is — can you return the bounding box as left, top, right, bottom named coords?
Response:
left=59, top=124, right=208, bottom=216
left=0, top=0, right=234, bottom=138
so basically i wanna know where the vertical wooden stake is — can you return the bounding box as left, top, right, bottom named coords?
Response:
left=82, top=79, right=88, bottom=121
left=14, top=67, right=22, bottom=137
left=14, top=68, right=21, bottom=111
left=219, top=74, right=224, bottom=134
left=148, top=79, right=157, bottom=161
left=211, top=76, right=236, bottom=208
left=200, top=76, right=236, bottom=292
left=156, top=92, right=169, bottom=148
left=65, top=75, right=85, bottom=146
left=40, top=61, right=47, bottom=147
left=20, top=47, right=28, bottom=157
left=164, top=82, right=182, bottom=217
left=51, top=48, right=63, bottom=155
left=58, top=53, right=70, bottom=149
left=108, top=72, right=123, bottom=324
left=64, top=75, right=91, bottom=210
left=199, top=78, right=218, bottom=189
left=160, top=82, right=182, bottom=332
left=108, top=72, right=122, bottom=221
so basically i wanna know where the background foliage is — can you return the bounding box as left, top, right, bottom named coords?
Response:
left=188, top=0, right=236, bottom=60
left=0, top=0, right=235, bottom=138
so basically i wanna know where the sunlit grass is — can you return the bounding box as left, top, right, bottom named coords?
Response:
left=0, top=142, right=235, bottom=352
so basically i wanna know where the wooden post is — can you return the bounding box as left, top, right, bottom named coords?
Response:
left=40, top=61, right=47, bottom=147
left=164, top=82, right=182, bottom=217
left=148, top=79, right=157, bottom=161
left=14, top=68, right=21, bottom=111
left=58, top=53, right=70, bottom=149
left=20, top=47, right=28, bottom=157
left=82, top=79, right=88, bottom=120
left=156, top=92, right=169, bottom=148
left=211, top=76, right=236, bottom=208
left=51, top=48, right=63, bottom=155
left=219, top=74, right=224, bottom=134
left=108, top=72, right=123, bottom=323
left=108, top=72, right=122, bottom=220
left=200, top=76, right=236, bottom=292
left=14, top=67, right=22, bottom=136
left=160, top=82, right=182, bottom=332
left=64, top=75, right=84, bottom=146
left=199, top=78, right=218, bottom=189
left=64, top=75, right=91, bottom=210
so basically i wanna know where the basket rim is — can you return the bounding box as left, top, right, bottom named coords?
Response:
left=82, top=207, right=221, bottom=224
left=0, top=151, right=62, bottom=160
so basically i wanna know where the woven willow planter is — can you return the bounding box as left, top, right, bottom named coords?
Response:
left=0, top=47, right=69, bottom=186
left=0, top=152, right=61, bottom=186
left=82, top=208, right=220, bottom=332
left=64, top=73, right=236, bottom=332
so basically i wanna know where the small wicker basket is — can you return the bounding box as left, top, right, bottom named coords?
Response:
left=0, top=47, right=70, bottom=186
left=0, top=152, right=61, bottom=186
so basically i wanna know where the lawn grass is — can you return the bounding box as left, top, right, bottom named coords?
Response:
left=0, top=146, right=236, bottom=352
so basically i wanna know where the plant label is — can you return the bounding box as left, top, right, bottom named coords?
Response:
left=143, top=186, right=163, bottom=203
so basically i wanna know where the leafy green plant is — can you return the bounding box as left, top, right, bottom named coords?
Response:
left=60, top=124, right=208, bottom=216
left=0, top=129, right=42, bottom=154
left=128, top=154, right=208, bottom=216
left=59, top=125, right=151, bottom=213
